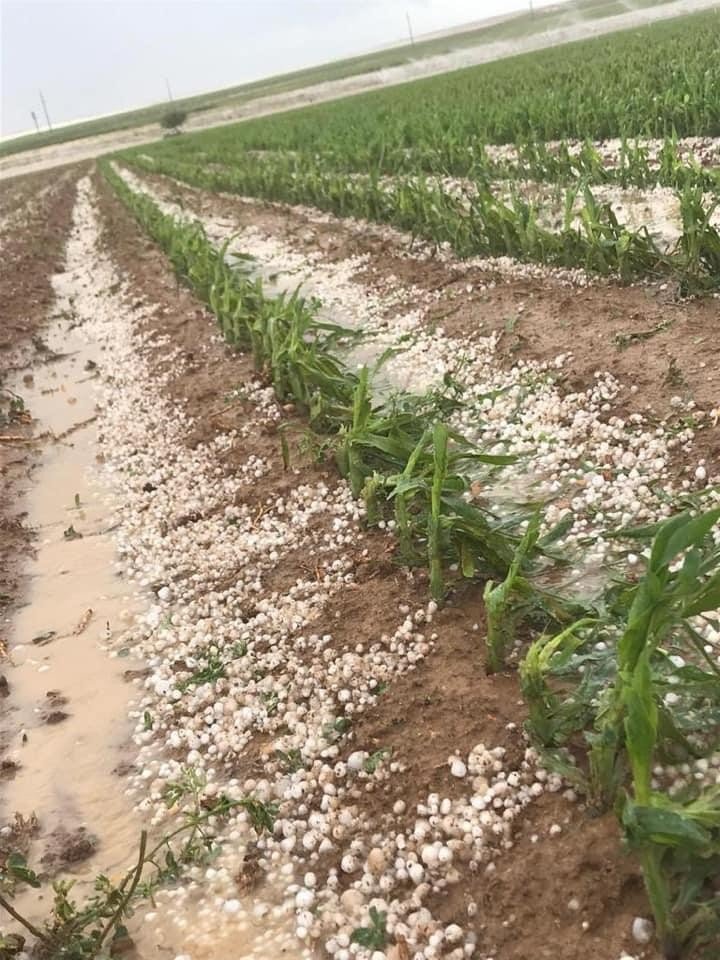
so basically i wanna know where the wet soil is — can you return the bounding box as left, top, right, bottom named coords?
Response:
left=0, top=167, right=80, bottom=616
left=93, top=170, right=659, bottom=960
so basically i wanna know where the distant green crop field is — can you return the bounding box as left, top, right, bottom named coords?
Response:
left=149, top=7, right=718, bottom=170
left=126, top=6, right=720, bottom=292
left=0, top=0, right=680, bottom=160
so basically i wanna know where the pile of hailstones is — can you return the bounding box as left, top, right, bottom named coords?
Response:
left=60, top=181, right=568, bottom=960
left=107, top=359, right=561, bottom=958
left=120, top=167, right=712, bottom=587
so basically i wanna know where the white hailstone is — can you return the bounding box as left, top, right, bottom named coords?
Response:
left=347, top=751, right=367, bottom=772
left=157, top=586, right=171, bottom=601
left=631, top=917, right=654, bottom=944
left=421, top=844, right=440, bottom=867
left=408, top=862, right=425, bottom=885
left=295, top=888, right=315, bottom=909
left=445, top=924, right=463, bottom=944
left=339, top=888, right=364, bottom=913
left=450, top=759, right=467, bottom=778
left=341, top=854, right=358, bottom=874
left=695, top=465, right=707, bottom=482
left=222, top=898, right=241, bottom=915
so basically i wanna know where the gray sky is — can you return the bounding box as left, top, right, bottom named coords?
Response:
left=2, top=0, right=562, bottom=136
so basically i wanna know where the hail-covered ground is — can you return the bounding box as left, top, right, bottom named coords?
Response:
left=116, top=165, right=718, bottom=583
left=23, top=165, right=719, bottom=960
left=55, top=177, right=570, bottom=960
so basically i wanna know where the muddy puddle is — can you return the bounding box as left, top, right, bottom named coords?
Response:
left=2, top=304, right=148, bottom=932
left=0, top=246, right=306, bottom=959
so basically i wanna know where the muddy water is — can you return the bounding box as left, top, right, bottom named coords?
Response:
left=1, top=208, right=306, bottom=958
left=3, top=308, right=147, bottom=927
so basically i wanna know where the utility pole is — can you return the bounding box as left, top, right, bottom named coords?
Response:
left=30, top=110, right=40, bottom=132
left=165, top=77, right=173, bottom=102
left=39, top=89, right=52, bottom=129
left=406, top=11, right=415, bottom=46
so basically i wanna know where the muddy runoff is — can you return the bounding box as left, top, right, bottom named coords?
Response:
left=1, top=282, right=146, bottom=930
left=0, top=183, right=301, bottom=959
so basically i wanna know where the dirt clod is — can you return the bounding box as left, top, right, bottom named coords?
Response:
left=41, top=825, right=98, bottom=873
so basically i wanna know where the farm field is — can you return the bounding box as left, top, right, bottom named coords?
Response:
left=2, top=7, right=720, bottom=960
left=0, top=0, right=714, bottom=180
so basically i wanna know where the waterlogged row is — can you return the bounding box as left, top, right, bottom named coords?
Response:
left=122, top=151, right=720, bottom=292
left=100, top=164, right=720, bottom=958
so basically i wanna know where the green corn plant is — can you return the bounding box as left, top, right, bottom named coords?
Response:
left=520, top=617, right=599, bottom=748
left=336, top=365, right=373, bottom=496
left=677, top=185, right=720, bottom=295
left=484, top=512, right=542, bottom=672
left=621, top=647, right=720, bottom=959
left=589, top=507, right=720, bottom=808
left=428, top=422, right=448, bottom=601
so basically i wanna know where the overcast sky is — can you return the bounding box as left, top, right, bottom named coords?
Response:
left=1, top=0, right=564, bottom=136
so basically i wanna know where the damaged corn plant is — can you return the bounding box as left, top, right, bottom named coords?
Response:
left=101, top=156, right=720, bottom=959
left=520, top=509, right=720, bottom=958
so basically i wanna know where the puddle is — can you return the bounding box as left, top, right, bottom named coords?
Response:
left=1, top=230, right=308, bottom=959
left=2, top=302, right=147, bottom=931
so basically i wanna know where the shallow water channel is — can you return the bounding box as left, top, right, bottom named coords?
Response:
left=2, top=305, right=147, bottom=934
left=1, top=244, right=307, bottom=959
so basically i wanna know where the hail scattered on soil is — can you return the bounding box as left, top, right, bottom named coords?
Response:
left=485, top=134, right=720, bottom=170
left=123, top=161, right=594, bottom=289
left=53, top=176, right=579, bottom=960
left=117, top=165, right=719, bottom=593
left=341, top=169, right=717, bottom=252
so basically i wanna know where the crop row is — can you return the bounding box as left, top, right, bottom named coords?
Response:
left=122, top=151, right=720, bottom=292
left=146, top=130, right=720, bottom=193
left=103, top=161, right=720, bottom=958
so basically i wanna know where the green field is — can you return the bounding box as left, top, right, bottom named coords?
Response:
left=123, top=7, right=720, bottom=292
left=0, top=0, right=681, bottom=160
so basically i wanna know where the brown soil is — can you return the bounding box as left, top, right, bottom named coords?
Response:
left=438, top=794, right=652, bottom=960
left=141, top=168, right=720, bottom=473
left=40, top=825, right=98, bottom=874
left=93, top=169, right=659, bottom=960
